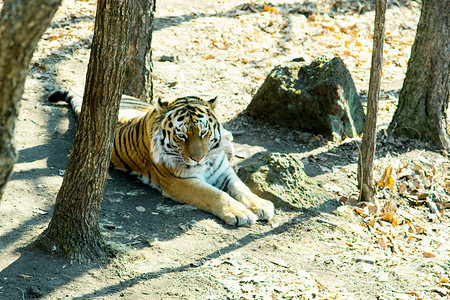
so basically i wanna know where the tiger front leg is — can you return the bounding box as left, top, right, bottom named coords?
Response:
left=162, top=178, right=258, bottom=226
left=225, top=175, right=275, bottom=221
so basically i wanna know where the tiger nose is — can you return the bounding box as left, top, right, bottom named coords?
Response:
left=190, top=154, right=204, bottom=163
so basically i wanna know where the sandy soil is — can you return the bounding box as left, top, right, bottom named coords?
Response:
left=1, top=0, right=449, bottom=299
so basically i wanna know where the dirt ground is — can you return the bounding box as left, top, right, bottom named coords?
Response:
left=1, top=0, right=449, bottom=299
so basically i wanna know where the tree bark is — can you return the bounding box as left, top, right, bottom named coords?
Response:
left=122, top=0, right=156, bottom=102
left=357, top=0, right=387, bottom=202
left=35, top=0, right=135, bottom=263
left=388, top=0, right=449, bottom=150
left=0, top=0, right=62, bottom=200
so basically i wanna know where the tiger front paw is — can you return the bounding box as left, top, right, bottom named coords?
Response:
left=244, top=195, right=275, bottom=221
left=219, top=201, right=258, bottom=227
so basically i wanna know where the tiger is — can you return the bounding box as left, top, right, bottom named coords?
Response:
left=48, top=90, right=274, bottom=226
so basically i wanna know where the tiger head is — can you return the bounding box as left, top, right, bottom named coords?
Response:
left=151, top=96, right=225, bottom=169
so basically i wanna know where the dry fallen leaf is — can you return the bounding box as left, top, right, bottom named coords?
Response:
left=381, top=212, right=394, bottom=223
left=367, top=218, right=376, bottom=227
left=355, top=208, right=368, bottom=218
left=422, top=252, right=436, bottom=258
left=382, top=199, right=397, bottom=213
left=368, top=204, right=378, bottom=215
left=413, top=163, right=424, bottom=175
left=377, top=238, right=387, bottom=250
left=413, top=224, right=426, bottom=234
left=398, top=183, right=408, bottom=196
left=444, top=180, right=450, bottom=193
left=263, top=6, right=279, bottom=14
left=377, top=166, right=396, bottom=192
left=391, top=218, right=399, bottom=227
left=440, top=277, right=450, bottom=283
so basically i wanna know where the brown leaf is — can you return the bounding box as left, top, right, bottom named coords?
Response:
left=382, top=199, right=397, bottom=213
left=263, top=6, right=279, bottom=14
left=367, top=219, right=376, bottom=227
left=377, top=238, right=387, bottom=250
left=440, top=277, right=450, bottom=283
left=407, top=291, right=421, bottom=297
left=355, top=208, right=368, bottom=218
left=397, top=173, right=412, bottom=181
left=414, top=224, right=426, bottom=234
left=391, top=218, right=399, bottom=227
left=339, top=196, right=348, bottom=203
left=343, top=196, right=359, bottom=207
left=413, top=163, right=424, bottom=175
left=398, top=183, right=408, bottom=196
left=377, top=166, right=396, bottom=192
left=367, top=204, right=378, bottom=215
left=422, top=252, right=436, bottom=258
left=381, top=212, right=394, bottom=223
left=378, top=212, right=399, bottom=227
left=444, top=179, right=450, bottom=193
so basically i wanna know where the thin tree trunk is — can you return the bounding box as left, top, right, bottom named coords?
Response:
left=122, top=0, right=156, bottom=102
left=35, top=0, right=135, bottom=263
left=0, top=0, right=62, bottom=200
left=388, top=0, right=449, bottom=150
left=357, top=0, right=387, bottom=202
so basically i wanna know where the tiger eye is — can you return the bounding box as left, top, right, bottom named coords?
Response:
left=176, top=132, right=186, bottom=141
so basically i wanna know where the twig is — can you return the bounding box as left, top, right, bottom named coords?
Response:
left=16, top=287, right=25, bottom=300
left=355, top=140, right=363, bottom=202
left=390, top=123, right=422, bottom=139
left=316, top=218, right=338, bottom=227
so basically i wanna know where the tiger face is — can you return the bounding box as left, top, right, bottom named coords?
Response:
left=151, top=96, right=224, bottom=169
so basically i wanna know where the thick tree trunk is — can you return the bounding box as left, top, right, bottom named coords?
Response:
left=0, top=0, right=62, bottom=200
left=388, top=0, right=450, bottom=150
left=357, top=0, right=387, bottom=202
left=35, top=0, right=135, bottom=263
left=122, top=0, right=156, bottom=102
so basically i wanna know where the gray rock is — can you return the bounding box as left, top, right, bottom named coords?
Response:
left=238, top=152, right=339, bottom=211
left=246, top=56, right=365, bottom=141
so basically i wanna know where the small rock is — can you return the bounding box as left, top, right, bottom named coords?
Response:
left=355, top=255, right=377, bottom=264
left=324, top=183, right=343, bottom=193
left=136, top=206, right=146, bottom=212
left=26, top=286, right=43, bottom=299
left=104, top=224, right=117, bottom=230
left=238, top=152, right=339, bottom=211
left=159, top=55, right=175, bottom=62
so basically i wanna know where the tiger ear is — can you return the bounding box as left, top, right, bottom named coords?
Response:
left=207, top=96, right=218, bottom=110
left=156, top=98, right=169, bottom=113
